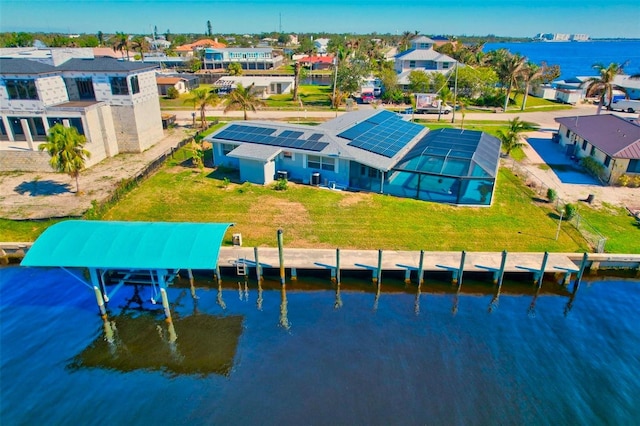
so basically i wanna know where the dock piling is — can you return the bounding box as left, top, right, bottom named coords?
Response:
left=453, top=251, right=466, bottom=286
left=373, top=249, right=383, bottom=284
left=574, top=253, right=588, bottom=292
left=534, top=252, right=549, bottom=288
left=418, top=250, right=425, bottom=285
left=336, top=248, right=341, bottom=285
left=254, top=247, right=263, bottom=281
left=277, top=229, right=285, bottom=286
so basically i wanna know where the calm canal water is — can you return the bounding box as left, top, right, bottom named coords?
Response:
left=1, top=266, right=639, bottom=425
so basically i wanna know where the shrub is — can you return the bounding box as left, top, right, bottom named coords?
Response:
left=564, top=203, right=577, bottom=220
left=166, top=87, right=179, bottom=99
left=617, top=174, right=631, bottom=187
left=547, top=188, right=557, bottom=202
left=579, top=157, right=605, bottom=180
left=272, top=178, right=288, bottom=191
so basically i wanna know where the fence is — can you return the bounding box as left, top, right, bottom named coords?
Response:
left=505, top=158, right=607, bottom=253
left=85, top=122, right=218, bottom=219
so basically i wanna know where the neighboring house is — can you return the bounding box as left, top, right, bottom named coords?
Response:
left=394, top=36, right=458, bottom=88
left=202, top=47, right=283, bottom=70
left=213, top=76, right=293, bottom=98
left=140, top=54, right=190, bottom=69
left=92, top=47, right=121, bottom=59
left=145, top=37, right=171, bottom=51
left=156, top=76, right=189, bottom=95
left=175, top=38, right=226, bottom=57
left=0, top=49, right=164, bottom=172
left=555, top=114, right=640, bottom=184
left=297, top=55, right=334, bottom=71
left=314, top=38, right=330, bottom=55
left=206, top=109, right=500, bottom=205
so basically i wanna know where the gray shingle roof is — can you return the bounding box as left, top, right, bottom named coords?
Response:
left=0, top=58, right=57, bottom=75
left=556, top=114, right=640, bottom=159
left=56, top=57, right=159, bottom=72
left=0, top=56, right=158, bottom=75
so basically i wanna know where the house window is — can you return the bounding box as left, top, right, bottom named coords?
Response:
left=222, top=144, right=236, bottom=155
left=442, top=62, right=450, bottom=69
left=5, top=79, right=38, bottom=100
left=590, top=146, right=596, bottom=156
left=409, top=61, right=416, bottom=68
left=110, top=77, right=129, bottom=95
left=283, top=151, right=293, bottom=159
left=130, top=75, right=140, bottom=94
left=307, top=155, right=335, bottom=171
left=627, top=159, right=640, bottom=173
left=582, top=140, right=588, bottom=150
left=604, top=155, right=611, bottom=167
left=360, top=165, right=380, bottom=179
left=565, top=129, right=570, bottom=138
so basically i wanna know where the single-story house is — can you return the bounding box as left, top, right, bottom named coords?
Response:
left=555, top=114, right=640, bottom=184
left=206, top=110, right=501, bottom=205
left=297, top=55, right=335, bottom=71
left=213, top=76, right=294, bottom=98
left=156, top=76, right=189, bottom=95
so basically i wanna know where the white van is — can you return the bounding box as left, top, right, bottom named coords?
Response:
left=609, top=99, right=640, bottom=113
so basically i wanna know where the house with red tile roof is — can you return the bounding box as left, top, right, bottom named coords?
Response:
left=297, top=55, right=335, bottom=71
left=175, top=39, right=226, bottom=57
left=555, top=114, right=640, bottom=184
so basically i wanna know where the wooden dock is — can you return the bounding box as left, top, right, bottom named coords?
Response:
left=218, top=247, right=586, bottom=284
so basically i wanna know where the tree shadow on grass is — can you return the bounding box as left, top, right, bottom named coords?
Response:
left=14, top=180, right=71, bottom=196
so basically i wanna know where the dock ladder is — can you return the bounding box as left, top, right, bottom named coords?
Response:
left=236, top=258, right=247, bottom=277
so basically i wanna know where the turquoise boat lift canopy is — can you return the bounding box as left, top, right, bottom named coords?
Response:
left=21, top=220, right=234, bottom=319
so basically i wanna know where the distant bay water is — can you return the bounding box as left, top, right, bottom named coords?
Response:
left=483, top=40, right=640, bottom=80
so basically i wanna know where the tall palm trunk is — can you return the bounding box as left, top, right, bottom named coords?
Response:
left=293, top=62, right=301, bottom=101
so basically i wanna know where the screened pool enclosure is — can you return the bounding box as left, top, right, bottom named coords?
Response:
left=385, top=128, right=501, bottom=205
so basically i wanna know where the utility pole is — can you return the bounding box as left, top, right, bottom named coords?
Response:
left=332, top=56, right=338, bottom=115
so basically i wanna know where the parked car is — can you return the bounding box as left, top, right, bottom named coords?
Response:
left=415, top=103, right=453, bottom=114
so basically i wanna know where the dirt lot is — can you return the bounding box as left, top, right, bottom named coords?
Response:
left=0, top=127, right=192, bottom=220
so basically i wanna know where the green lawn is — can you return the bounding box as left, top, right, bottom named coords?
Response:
left=264, top=85, right=332, bottom=109
left=86, top=156, right=591, bottom=252
left=576, top=203, right=640, bottom=253
left=506, top=93, right=573, bottom=112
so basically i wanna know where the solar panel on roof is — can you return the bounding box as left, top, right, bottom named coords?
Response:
left=308, top=133, right=323, bottom=141
left=367, top=110, right=396, bottom=124
left=280, top=130, right=303, bottom=138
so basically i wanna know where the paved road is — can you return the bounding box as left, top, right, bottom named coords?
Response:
left=169, top=102, right=638, bottom=128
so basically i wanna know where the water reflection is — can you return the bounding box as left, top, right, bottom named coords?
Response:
left=373, top=281, right=381, bottom=311
left=70, top=313, right=244, bottom=376
left=256, top=280, right=263, bottom=311
left=334, top=282, right=343, bottom=310
left=216, top=281, right=226, bottom=310
left=279, top=284, right=291, bottom=330
left=528, top=286, right=542, bottom=318
left=414, top=282, right=421, bottom=316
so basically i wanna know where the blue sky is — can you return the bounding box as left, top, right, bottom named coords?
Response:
left=1, top=0, right=639, bottom=38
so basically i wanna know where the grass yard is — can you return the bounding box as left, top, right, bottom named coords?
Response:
left=94, top=155, right=591, bottom=252
left=506, top=94, right=573, bottom=112
left=264, top=85, right=332, bottom=109
left=576, top=203, right=640, bottom=254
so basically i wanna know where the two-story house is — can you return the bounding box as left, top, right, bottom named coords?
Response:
left=394, top=36, right=458, bottom=90
left=202, top=47, right=283, bottom=71
left=0, top=48, right=164, bottom=172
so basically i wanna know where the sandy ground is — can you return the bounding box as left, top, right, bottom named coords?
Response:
left=1, top=104, right=638, bottom=222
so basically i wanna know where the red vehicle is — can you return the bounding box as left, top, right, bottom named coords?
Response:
left=361, top=91, right=375, bottom=103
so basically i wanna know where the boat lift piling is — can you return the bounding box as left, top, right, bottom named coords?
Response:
left=373, top=249, right=383, bottom=284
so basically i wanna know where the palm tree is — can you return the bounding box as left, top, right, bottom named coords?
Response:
left=497, top=53, right=526, bottom=112
left=112, top=32, right=131, bottom=61
left=227, top=62, right=243, bottom=76
left=223, top=83, right=265, bottom=120
left=38, top=124, right=91, bottom=194
left=130, top=35, right=149, bottom=61
left=292, top=61, right=303, bottom=101
left=582, top=62, right=628, bottom=114
left=497, top=117, right=538, bottom=156
left=520, top=62, right=545, bottom=111
left=184, top=88, right=219, bottom=129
